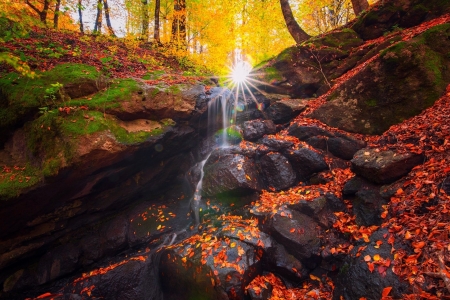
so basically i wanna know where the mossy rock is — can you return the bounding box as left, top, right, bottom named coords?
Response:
left=0, top=63, right=103, bottom=145
left=309, top=24, right=450, bottom=135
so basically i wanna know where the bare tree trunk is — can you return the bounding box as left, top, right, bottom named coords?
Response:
left=351, top=0, right=369, bottom=16
left=78, top=0, right=84, bottom=33
left=141, top=0, right=149, bottom=40
left=279, top=0, right=310, bottom=44
left=171, top=0, right=186, bottom=49
left=154, top=0, right=161, bottom=43
left=54, top=0, right=61, bottom=29
left=94, top=0, right=102, bottom=34
left=26, top=0, right=50, bottom=25
left=103, top=0, right=115, bottom=36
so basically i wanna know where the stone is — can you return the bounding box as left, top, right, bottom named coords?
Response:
left=326, top=136, right=366, bottom=160
left=343, top=176, right=370, bottom=196
left=268, top=208, right=321, bottom=268
left=159, top=238, right=261, bottom=300
left=265, top=99, right=308, bottom=124
left=242, top=119, right=277, bottom=141
left=37, top=244, right=81, bottom=285
left=334, top=229, right=410, bottom=299
left=202, top=149, right=263, bottom=196
left=263, top=241, right=308, bottom=281
left=260, top=136, right=293, bottom=152
left=353, top=184, right=387, bottom=227
left=260, top=153, right=296, bottom=191
left=351, top=148, right=424, bottom=184
left=284, top=148, right=328, bottom=181
left=288, top=124, right=333, bottom=141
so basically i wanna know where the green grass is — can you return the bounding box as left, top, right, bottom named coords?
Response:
left=0, top=165, right=40, bottom=200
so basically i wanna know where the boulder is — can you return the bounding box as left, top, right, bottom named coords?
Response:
left=351, top=148, right=424, bottom=184
left=37, top=244, right=81, bottom=285
left=260, top=152, right=296, bottom=191
left=353, top=184, right=387, bottom=227
left=242, top=119, right=277, bottom=141
left=326, top=136, right=366, bottom=160
left=260, top=136, right=294, bottom=152
left=309, top=24, right=450, bottom=134
left=268, top=208, right=321, bottom=268
left=202, top=149, right=263, bottom=196
left=159, top=237, right=261, bottom=300
left=334, top=229, right=410, bottom=299
left=288, top=124, right=333, bottom=141
left=284, top=148, right=328, bottom=181
left=265, top=99, right=308, bottom=124
left=263, top=241, right=308, bottom=280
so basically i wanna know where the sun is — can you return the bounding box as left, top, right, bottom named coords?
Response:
left=231, top=61, right=252, bottom=85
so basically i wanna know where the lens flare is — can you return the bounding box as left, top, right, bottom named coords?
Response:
left=231, top=61, right=252, bottom=84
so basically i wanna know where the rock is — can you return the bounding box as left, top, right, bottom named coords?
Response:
left=62, top=255, right=163, bottom=300
left=288, top=196, right=327, bottom=216
left=159, top=237, right=261, bottom=300
left=242, top=119, right=277, bottom=141
left=265, top=99, right=308, bottom=124
left=260, top=153, right=296, bottom=191
left=37, top=244, right=81, bottom=285
left=202, top=149, right=263, bottom=196
left=268, top=208, right=321, bottom=268
left=441, top=177, right=450, bottom=195
left=353, top=184, right=387, bottom=227
left=63, top=78, right=107, bottom=99
left=288, top=124, right=333, bottom=141
left=309, top=24, right=450, bottom=134
left=325, top=193, right=348, bottom=213
left=284, top=148, right=328, bottom=181
left=351, top=149, right=424, bottom=184
left=260, top=136, right=293, bottom=152
left=263, top=241, right=308, bottom=280
left=101, top=216, right=129, bottom=255
left=343, top=176, right=369, bottom=196
left=326, top=136, right=366, bottom=160
left=334, top=228, right=410, bottom=299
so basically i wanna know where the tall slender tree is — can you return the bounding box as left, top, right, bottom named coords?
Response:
left=103, top=0, right=116, bottom=36
left=93, top=0, right=103, bottom=33
left=78, top=0, right=84, bottom=33
left=154, top=0, right=161, bottom=43
left=141, top=0, right=150, bottom=40
left=279, top=0, right=310, bottom=44
left=351, top=0, right=369, bottom=16
left=171, top=0, right=186, bottom=48
left=53, top=0, right=61, bottom=29
left=26, top=0, right=50, bottom=24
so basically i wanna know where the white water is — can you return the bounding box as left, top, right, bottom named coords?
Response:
left=192, top=88, right=236, bottom=224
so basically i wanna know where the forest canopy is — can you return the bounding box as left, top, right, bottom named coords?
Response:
left=1, top=0, right=378, bottom=73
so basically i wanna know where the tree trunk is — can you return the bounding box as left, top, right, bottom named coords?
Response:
left=78, top=0, right=84, bottom=33
left=26, top=0, right=50, bottom=25
left=351, top=0, right=369, bottom=16
left=94, top=0, right=102, bottom=34
left=54, top=0, right=61, bottom=29
left=142, top=0, right=150, bottom=40
left=103, top=0, right=116, bottom=36
left=154, top=0, right=161, bottom=43
left=279, top=0, right=310, bottom=44
left=171, top=0, right=186, bottom=49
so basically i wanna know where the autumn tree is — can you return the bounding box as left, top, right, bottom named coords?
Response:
left=26, top=0, right=51, bottom=24
left=171, top=0, right=187, bottom=49
left=103, top=0, right=116, bottom=36
left=77, top=0, right=84, bottom=33
left=280, top=0, right=310, bottom=44
left=93, top=0, right=103, bottom=33
left=141, top=0, right=149, bottom=40
left=351, top=0, right=369, bottom=15
left=53, top=0, right=61, bottom=28
left=154, top=0, right=161, bottom=43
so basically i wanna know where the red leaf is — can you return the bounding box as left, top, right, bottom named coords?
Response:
left=382, top=287, right=392, bottom=297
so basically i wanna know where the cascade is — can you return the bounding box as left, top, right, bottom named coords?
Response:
left=191, top=88, right=236, bottom=224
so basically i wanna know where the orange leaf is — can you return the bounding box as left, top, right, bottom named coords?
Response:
left=412, top=241, right=425, bottom=249
left=382, top=287, right=392, bottom=297
left=404, top=231, right=413, bottom=240
left=290, top=228, right=295, bottom=233
left=373, top=254, right=381, bottom=261
left=367, top=262, right=374, bottom=272
left=309, top=274, right=321, bottom=281
left=364, top=255, right=371, bottom=262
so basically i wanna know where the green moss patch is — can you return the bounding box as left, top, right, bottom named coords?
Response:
left=0, top=165, right=40, bottom=200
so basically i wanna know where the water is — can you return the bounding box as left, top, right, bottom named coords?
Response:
left=191, top=88, right=236, bottom=224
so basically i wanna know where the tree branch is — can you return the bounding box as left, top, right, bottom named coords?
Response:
left=424, top=249, right=450, bottom=293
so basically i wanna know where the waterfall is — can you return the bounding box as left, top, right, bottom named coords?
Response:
left=191, top=88, right=236, bottom=224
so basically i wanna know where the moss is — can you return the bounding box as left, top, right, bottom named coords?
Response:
left=66, top=78, right=140, bottom=110
left=365, top=99, right=377, bottom=107
left=142, top=70, right=165, bottom=80
left=264, top=66, right=283, bottom=81
left=0, top=165, right=40, bottom=200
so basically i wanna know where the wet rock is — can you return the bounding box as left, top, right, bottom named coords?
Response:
left=268, top=208, right=321, bottom=268
left=260, top=153, right=296, bottom=191
left=242, top=119, right=277, bottom=141
left=202, top=149, right=263, bottom=196
left=63, top=255, right=163, bottom=300
left=263, top=241, right=308, bottom=280
left=380, top=179, right=406, bottom=200
left=101, top=216, right=129, bottom=255
left=247, top=281, right=273, bottom=300
left=442, top=178, right=450, bottom=195
left=342, top=176, right=369, bottom=196
left=334, top=228, right=410, bottom=299
left=260, top=136, right=293, bottom=152
left=37, top=244, right=81, bottom=285
left=351, top=149, right=424, bottom=184
left=353, top=184, right=387, bottom=227
left=288, top=124, right=333, bottom=141
left=325, top=193, right=348, bottom=213
left=326, top=136, right=366, bottom=160
left=265, top=99, right=308, bottom=124
left=288, top=196, right=327, bottom=216
left=159, top=238, right=261, bottom=300
left=284, top=148, right=328, bottom=181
